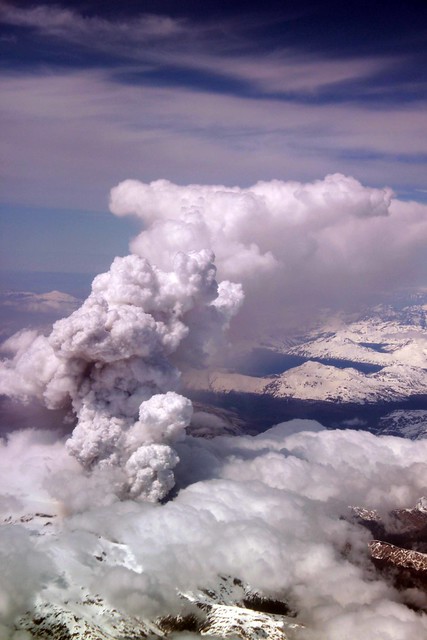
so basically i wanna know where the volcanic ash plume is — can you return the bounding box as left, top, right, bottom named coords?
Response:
left=0, top=250, right=243, bottom=501
left=109, top=174, right=427, bottom=333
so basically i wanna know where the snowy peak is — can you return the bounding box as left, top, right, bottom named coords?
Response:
left=273, top=361, right=427, bottom=403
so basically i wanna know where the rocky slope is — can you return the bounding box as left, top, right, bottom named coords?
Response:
left=352, top=499, right=427, bottom=592
left=375, top=410, right=427, bottom=439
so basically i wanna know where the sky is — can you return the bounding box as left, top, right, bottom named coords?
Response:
left=1, top=0, right=427, bottom=286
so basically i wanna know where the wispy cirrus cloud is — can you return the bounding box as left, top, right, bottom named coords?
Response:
left=0, top=68, right=426, bottom=212
left=0, top=1, right=185, bottom=39
left=0, top=0, right=423, bottom=106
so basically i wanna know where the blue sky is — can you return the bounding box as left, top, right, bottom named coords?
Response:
left=0, top=0, right=426, bottom=289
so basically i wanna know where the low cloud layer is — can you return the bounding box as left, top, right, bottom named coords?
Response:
left=1, top=424, right=427, bottom=638
left=110, top=173, right=427, bottom=336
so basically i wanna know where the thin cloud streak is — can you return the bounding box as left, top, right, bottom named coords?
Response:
left=174, top=51, right=395, bottom=97
left=0, top=1, right=186, bottom=40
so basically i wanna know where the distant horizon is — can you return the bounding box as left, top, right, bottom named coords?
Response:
left=0, top=268, right=94, bottom=295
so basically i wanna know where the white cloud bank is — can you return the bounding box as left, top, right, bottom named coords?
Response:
left=1, top=424, right=427, bottom=638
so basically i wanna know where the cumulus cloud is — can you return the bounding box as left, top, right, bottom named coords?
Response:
left=110, top=173, right=427, bottom=336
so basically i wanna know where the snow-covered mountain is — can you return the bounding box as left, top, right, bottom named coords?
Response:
left=376, top=410, right=427, bottom=439
left=0, top=290, right=81, bottom=340
left=184, top=294, right=427, bottom=407
left=4, top=422, right=427, bottom=638
left=181, top=293, right=427, bottom=438
left=184, top=361, right=427, bottom=404
left=9, top=494, right=427, bottom=639
left=9, top=513, right=301, bottom=640
left=3, top=291, right=427, bottom=638
left=268, top=362, right=427, bottom=403
left=285, top=302, right=427, bottom=369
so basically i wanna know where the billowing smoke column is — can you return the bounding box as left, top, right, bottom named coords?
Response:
left=0, top=250, right=243, bottom=501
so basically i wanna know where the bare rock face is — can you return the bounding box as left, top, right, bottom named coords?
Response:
left=369, top=541, right=427, bottom=574
left=352, top=498, right=427, bottom=593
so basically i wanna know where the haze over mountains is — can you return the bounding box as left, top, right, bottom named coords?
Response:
left=183, top=291, right=427, bottom=433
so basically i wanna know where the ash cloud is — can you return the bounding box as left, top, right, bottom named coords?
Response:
left=110, top=174, right=427, bottom=335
